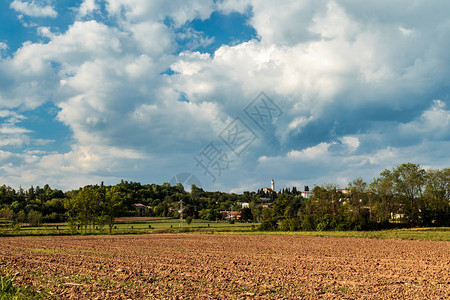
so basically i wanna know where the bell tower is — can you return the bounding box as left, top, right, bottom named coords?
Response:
left=271, top=179, right=274, bottom=191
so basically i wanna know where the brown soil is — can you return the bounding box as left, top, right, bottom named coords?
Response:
left=0, top=234, right=449, bottom=299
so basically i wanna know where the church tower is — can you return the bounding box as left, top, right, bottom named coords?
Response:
left=271, top=179, right=274, bottom=191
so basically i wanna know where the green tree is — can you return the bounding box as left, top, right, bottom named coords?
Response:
left=369, top=170, right=396, bottom=223
left=421, top=168, right=450, bottom=226
left=271, top=193, right=292, bottom=220
left=104, top=186, right=124, bottom=233
left=0, top=206, right=14, bottom=226
left=65, top=186, right=101, bottom=234
left=28, top=209, right=43, bottom=227
left=392, top=163, right=426, bottom=224
left=207, top=209, right=222, bottom=221
left=261, top=207, right=272, bottom=221
left=240, top=207, right=253, bottom=222
left=16, top=210, right=27, bottom=225
left=9, top=201, right=21, bottom=213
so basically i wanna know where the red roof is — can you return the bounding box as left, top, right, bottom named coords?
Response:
left=220, top=211, right=241, bottom=215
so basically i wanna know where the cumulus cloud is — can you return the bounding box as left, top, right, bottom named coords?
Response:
left=10, top=0, right=57, bottom=18
left=1, top=0, right=449, bottom=191
left=399, top=100, right=450, bottom=139
left=77, top=0, right=100, bottom=18
left=0, top=42, right=8, bottom=57
left=0, top=110, right=38, bottom=148
left=105, top=0, right=214, bottom=27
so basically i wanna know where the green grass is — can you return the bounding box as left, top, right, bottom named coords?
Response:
left=222, top=227, right=450, bottom=241
left=0, top=271, right=45, bottom=300
left=30, top=248, right=59, bottom=254
left=1, top=218, right=449, bottom=241
left=0, top=218, right=258, bottom=237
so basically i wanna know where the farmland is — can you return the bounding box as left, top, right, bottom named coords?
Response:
left=0, top=217, right=259, bottom=237
left=1, top=234, right=449, bottom=299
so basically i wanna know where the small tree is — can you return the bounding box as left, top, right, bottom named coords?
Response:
left=16, top=210, right=27, bottom=225
left=186, top=216, right=193, bottom=225
left=258, top=218, right=278, bottom=231
left=0, top=207, right=14, bottom=226
left=104, top=186, right=124, bottom=234
left=28, top=210, right=43, bottom=227
left=240, top=207, right=253, bottom=222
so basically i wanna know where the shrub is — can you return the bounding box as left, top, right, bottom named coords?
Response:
left=28, top=210, right=43, bottom=227
left=279, top=218, right=303, bottom=231
left=279, top=219, right=290, bottom=231
left=300, top=215, right=315, bottom=231
left=258, top=218, right=278, bottom=231
left=316, top=214, right=333, bottom=231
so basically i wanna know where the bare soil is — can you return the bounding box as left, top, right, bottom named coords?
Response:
left=0, top=234, right=449, bottom=299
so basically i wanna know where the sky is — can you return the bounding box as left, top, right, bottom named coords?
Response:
left=0, top=0, right=449, bottom=193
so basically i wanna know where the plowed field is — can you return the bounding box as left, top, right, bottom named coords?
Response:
left=1, top=234, right=449, bottom=299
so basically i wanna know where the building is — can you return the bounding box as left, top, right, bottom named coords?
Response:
left=301, top=186, right=314, bottom=199
left=262, top=187, right=275, bottom=194
left=262, top=179, right=276, bottom=195
left=337, top=189, right=351, bottom=195
left=220, top=211, right=241, bottom=221
left=132, top=203, right=152, bottom=215
left=301, top=191, right=314, bottom=199
left=237, top=202, right=250, bottom=208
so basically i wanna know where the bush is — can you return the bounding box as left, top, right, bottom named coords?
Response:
left=279, top=219, right=290, bottom=231
left=258, top=218, right=278, bottom=231
left=16, top=210, right=27, bottom=224
left=289, top=217, right=302, bottom=231
left=43, top=212, right=61, bottom=223
left=186, top=216, right=193, bottom=225
left=279, top=218, right=303, bottom=231
left=316, top=214, right=333, bottom=231
left=0, top=207, right=13, bottom=225
left=27, top=210, right=43, bottom=227
left=300, top=215, right=315, bottom=231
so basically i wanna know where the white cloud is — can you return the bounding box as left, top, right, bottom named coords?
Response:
left=0, top=42, right=8, bottom=57
left=287, top=142, right=333, bottom=161
left=0, top=110, right=49, bottom=148
left=1, top=0, right=450, bottom=191
left=254, top=138, right=449, bottom=190
left=0, top=144, right=149, bottom=190
left=308, top=1, right=359, bottom=40
left=399, top=99, right=450, bottom=139
left=37, top=26, right=54, bottom=38
left=0, top=124, right=31, bottom=134
left=176, top=27, right=215, bottom=50
left=10, top=0, right=57, bottom=18
left=399, top=26, right=414, bottom=37
left=340, top=136, right=360, bottom=153
left=105, top=0, right=214, bottom=27
left=77, top=0, right=100, bottom=18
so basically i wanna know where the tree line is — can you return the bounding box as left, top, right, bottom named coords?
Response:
left=0, top=179, right=256, bottom=232
left=0, top=163, right=448, bottom=232
left=261, top=163, right=449, bottom=231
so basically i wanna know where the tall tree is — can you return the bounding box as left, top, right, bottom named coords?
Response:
left=392, top=163, right=426, bottom=224
left=104, top=186, right=124, bottom=234
left=369, top=170, right=396, bottom=223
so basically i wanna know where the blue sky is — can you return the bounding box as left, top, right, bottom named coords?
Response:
left=0, top=0, right=449, bottom=192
